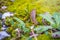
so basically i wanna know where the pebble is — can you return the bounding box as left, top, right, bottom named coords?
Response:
left=0, top=13, right=2, bottom=19
left=52, top=31, right=60, bottom=38
left=2, top=12, right=14, bottom=19
left=1, top=25, right=8, bottom=31
left=0, top=31, right=10, bottom=40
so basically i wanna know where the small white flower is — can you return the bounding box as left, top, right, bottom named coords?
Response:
left=15, top=28, right=19, bottom=31
left=1, top=6, right=7, bottom=9
left=31, top=25, right=34, bottom=29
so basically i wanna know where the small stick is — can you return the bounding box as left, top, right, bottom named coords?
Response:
left=30, top=25, right=38, bottom=40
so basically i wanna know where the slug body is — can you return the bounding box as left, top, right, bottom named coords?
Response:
left=30, top=9, right=38, bottom=25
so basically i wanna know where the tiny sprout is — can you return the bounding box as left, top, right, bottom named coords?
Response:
left=30, top=25, right=38, bottom=40
left=30, top=25, right=34, bottom=29
left=15, top=28, right=19, bottom=31
left=15, top=28, right=21, bottom=37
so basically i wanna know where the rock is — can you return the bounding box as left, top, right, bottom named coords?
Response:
left=0, top=31, right=10, bottom=40
left=2, top=12, right=14, bottom=19
left=52, top=31, right=60, bottom=38
left=1, top=25, right=8, bottom=31
left=0, top=13, right=2, bottom=19
left=1, top=20, right=5, bottom=25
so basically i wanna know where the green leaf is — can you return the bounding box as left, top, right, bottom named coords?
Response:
left=27, top=37, right=32, bottom=40
left=13, top=17, right=25, bottom=28
left=10, top=20, right=14, bottom=26
left=13, top=17, right=29, bottom=33
left=34, top=26, right=52, bottom=33
left=44, top=31, right=49, bottom=35
left=53, top=12, right=60, bottom=27
left=39, top=13, right=54, bottom=25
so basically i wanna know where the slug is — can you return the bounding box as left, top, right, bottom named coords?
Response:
left=30, top=9, right=38, bottom=25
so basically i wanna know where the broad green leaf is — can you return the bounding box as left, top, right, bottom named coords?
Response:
left=34, top=26, right=52, bottom=33
left=39, top=13, right=54, bottom=25
left=53, top=12, right=60, bottom=27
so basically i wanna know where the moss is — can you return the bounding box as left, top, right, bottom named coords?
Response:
left=0, top=0, right=60, bottom=40
left=36, top=34, right=60, bottom=40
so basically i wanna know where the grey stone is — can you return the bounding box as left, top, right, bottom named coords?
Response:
left=0, top=31, right=10, bottom=40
